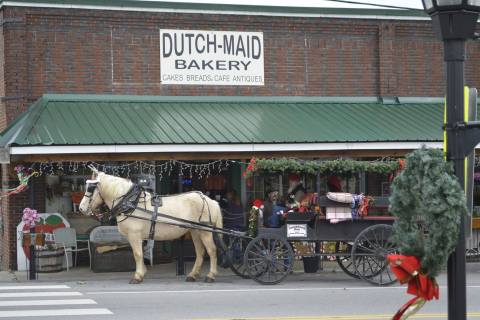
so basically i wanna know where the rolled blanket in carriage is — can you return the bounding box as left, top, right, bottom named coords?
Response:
left=326, top=192, right=354, bottom=203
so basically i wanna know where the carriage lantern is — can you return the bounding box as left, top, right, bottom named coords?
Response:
left=421, top=0, right=480, bottom=319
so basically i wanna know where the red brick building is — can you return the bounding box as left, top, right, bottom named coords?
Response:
left=0, top=0, right=478, bottom=270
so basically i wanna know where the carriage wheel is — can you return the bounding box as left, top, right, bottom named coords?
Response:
left=335, top=241, right=360, bottom=279
left=351, top=224, right=398, bottom=286
left=228, top=236, right=250, bottom=279
left=244, top=234, right=294, bottom=285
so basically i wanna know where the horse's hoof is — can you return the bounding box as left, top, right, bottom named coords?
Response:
left=185, top=276, right=196, bottom=282
left=204, top=277, right=215, bottom=283
left=129, top=278, right=142, bottom=284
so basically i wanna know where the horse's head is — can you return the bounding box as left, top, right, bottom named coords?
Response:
left=79, top=165, right=105, bottom=216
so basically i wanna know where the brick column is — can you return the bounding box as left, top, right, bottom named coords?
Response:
left=0, top=164, right=29, bottom=270
left=2, top=8, right=28, bottom=129
left=0, top=164, right=46, bottom=270
left=378, top=22, right=397, bottom=97
left=0, top=8, right=37, bottom=271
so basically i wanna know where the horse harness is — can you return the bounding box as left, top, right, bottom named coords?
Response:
left=106, top=184, right=212, bottom=241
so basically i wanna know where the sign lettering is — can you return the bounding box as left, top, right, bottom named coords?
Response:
left=160, top=29, right=264, bottom=86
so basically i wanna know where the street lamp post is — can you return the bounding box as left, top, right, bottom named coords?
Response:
left=422, top=1, right=480, bottom=319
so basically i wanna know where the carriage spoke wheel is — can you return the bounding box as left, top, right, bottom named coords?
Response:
left=244, top=234, right=294, bottom=285
left=351, top=224, right=398, bottom=286
left=335, top=241, right=360, bottom=279
left=227, top=236, right=250, bottom=279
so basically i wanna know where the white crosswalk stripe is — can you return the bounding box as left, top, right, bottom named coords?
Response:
left=0, top=299, right=97, bottom=307
left=0, top=285, right=70, bottom=290
left=0, top=292, right=82, bottom=298
left=0, top=284, right=113, bottom=318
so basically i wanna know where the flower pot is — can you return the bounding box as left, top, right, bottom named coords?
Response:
left=302, top=256, right=319, bottom=273
left=36, top=247, right=64, bottom=273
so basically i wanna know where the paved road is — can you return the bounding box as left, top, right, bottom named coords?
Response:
left=1, top=269, right=480, bottom=319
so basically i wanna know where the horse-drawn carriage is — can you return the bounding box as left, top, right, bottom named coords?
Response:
left=79, top=166, right=397, bottom=286
left=226, top=195, right=397, bottom=286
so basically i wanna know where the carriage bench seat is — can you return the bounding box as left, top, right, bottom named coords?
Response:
left=89, top=226, right=136, bottom=273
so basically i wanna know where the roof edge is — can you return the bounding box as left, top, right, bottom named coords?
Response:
left=40, top=94, right=445, bottom=104
left=0, top=0, right=428, bottom=19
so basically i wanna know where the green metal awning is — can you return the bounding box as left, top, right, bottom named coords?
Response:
left=0, top=94, right=446, bottom=161
left=0, top=95, right=443, bottom=163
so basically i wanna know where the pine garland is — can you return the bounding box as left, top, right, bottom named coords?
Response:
left=389, top=147, right=467, bottom=277
left=245, top=158, right=400, bottom=177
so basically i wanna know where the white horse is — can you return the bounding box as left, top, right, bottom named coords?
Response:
left=79, top=168, right=223, bottom=284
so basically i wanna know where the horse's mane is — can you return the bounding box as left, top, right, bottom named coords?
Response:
left=98, top=172, right=133, bottom=198
left=157, top=191, right=205, bottom=198
left=98, top=172, right=213, bottom=204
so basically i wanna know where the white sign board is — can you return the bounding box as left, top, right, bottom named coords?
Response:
left=160, top=29, right=264, bottom=86
left=287, top=224, right=308, bottom=238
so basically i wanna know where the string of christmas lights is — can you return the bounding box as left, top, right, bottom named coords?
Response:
left=26, top=159, right=246, bottom=180
left=22, top=156, right=411, bottom=181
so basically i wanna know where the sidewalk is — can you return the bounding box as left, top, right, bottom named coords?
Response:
left=0, top=259, right=343, bottom=283
left=2, top=260, right=479, bottom=284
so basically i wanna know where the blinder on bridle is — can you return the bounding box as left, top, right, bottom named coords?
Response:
left=83, top=179, right=111, bottom=222
left=84, top=179, right=99, bottom=198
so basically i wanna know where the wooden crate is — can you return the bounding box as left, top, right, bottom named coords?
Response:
left=91, top=242, right=136, bottom=273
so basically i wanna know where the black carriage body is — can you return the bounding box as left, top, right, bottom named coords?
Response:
left=258, top=196, right=393, bottom=242
left=259, top=215, right=394, bottom=242
left=243, top=196, right=398, bottom=285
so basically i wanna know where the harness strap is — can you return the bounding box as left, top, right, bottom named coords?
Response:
left=149, top=195, right=162, bottom=240
left=110, top=184, right=143, bottom=217
left=198, top=193, right=212, bottom=225
left=129, top=208, right=250, bottom=239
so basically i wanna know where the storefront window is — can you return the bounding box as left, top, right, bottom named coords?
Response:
left=365, top=173, right=390, bottom=197
left=473, top=168, right=480, bottom=217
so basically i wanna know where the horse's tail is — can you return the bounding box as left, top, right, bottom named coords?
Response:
left=212, top=200, right=224, bottom=245
left=213, top=201, right=223, bottom=230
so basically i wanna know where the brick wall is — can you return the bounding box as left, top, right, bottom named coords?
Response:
left=5, top=6, right=480, bottom=125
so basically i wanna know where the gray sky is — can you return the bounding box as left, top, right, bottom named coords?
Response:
left=144, top=0, right=424, bottom=10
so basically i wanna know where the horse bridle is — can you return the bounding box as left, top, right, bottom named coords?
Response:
left=83, top=179, right=109, bottom=220
left=83, top=179, right=143, bottom=222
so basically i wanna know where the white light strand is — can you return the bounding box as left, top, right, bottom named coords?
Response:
left=26, top=159, right=246, bottom=181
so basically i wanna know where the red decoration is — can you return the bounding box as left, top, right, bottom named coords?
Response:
left=252, top=199, right=263, bottom=209
left=358, top=196, right=372, bottom=217
left=22, top=215, right=66, bottom=260
left=327, top=176, right=342, bottom=192
left=387, top=254, right=439, bottom=319
left=392, top=297, right=426, bottom=320
left=389, top=159, right=407, bottom=182
left=242, top=157, right=257, bottom=177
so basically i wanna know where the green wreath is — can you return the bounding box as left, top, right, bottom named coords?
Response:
left=389, top=147, right=467, bottom=277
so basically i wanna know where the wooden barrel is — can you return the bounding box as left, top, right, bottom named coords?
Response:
left=36, top=247, right=64, bottom=273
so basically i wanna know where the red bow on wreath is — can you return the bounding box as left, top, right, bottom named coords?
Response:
left=387, top=254, right=439, bottom=320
